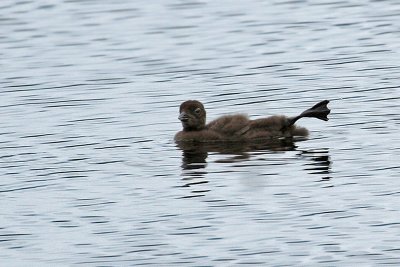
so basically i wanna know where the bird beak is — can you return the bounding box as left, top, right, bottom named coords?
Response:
left=179, top=112, right=189, bottom=122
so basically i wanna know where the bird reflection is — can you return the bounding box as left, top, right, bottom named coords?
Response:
left=177, top=138, right=330, bottom=198
left=300, top=149, right=332, bottom=181
left=177, top=138, right=332, bottom=197
left=178, top=138, right=301, bottom=167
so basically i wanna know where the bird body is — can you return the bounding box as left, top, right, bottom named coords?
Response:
left=175, top=100, right=330, bottom=143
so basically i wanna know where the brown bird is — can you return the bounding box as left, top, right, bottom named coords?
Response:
left=174, top=100, right=330, bottom=142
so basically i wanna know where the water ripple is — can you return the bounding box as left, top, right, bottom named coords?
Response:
left=1, top=0, right=400, bottom=265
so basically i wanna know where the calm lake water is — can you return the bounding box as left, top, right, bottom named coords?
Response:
left=1, top=0, right=400, bottom=266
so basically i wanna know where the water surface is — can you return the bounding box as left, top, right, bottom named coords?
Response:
left=1, top=0, right=400, bottom=265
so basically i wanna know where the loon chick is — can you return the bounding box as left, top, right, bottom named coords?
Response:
left=174, top=100, right=330, bottom=142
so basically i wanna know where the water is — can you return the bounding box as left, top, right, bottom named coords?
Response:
left=1, top=0, right=400, bottom=265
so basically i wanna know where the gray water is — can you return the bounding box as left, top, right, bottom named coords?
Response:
left=1, top=0, right=400, bottom=266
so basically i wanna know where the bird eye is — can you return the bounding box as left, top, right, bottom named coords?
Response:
left=194, top=108, right=201, bottom=114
